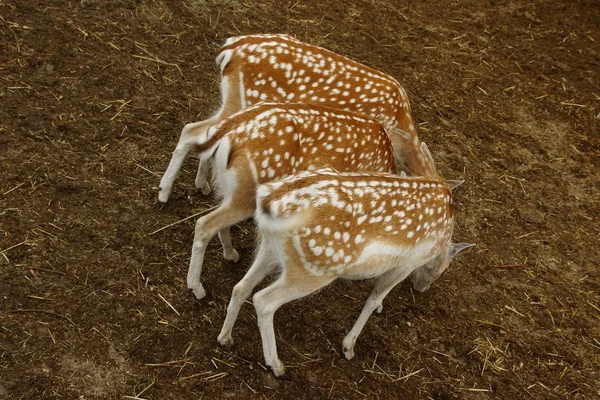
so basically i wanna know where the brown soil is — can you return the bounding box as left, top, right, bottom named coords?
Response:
left=1, top=0, right=599, bottom=399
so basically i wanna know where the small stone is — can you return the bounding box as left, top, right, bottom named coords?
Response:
left=220, top=389, right=238, bottom=398
left=519, top=209, right=544, bottom=224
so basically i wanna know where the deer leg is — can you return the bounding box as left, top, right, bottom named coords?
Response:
left=252, top=271, right=335, bottom=377
left=158, top=138, right=194, bottom=204
left=218, top=240, right=278, bottom=346
left=158, top=121, right=217, bottom=204
left=187, top=201, right=254, bottom=299
left=342, top=266, right=412, bottom=360
left=218, top=226, right=240, bottom=262
left=194, top=156, right=212, bottom=196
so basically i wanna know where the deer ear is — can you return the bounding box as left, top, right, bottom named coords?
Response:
left=420, top=142, right=436, bottom=168
left=449, top=243, right=475, bottom=258
left=445, top=179, right=465, bottom=190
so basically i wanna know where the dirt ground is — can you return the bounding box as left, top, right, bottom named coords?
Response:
left=1, top=0, right=599, bottom=398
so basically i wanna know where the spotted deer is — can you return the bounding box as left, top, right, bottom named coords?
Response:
left=179, top=103, right=433, bottom=300
left=217, top=169, right=474, bottom=376
left=158, top=33, right=434, bottom=203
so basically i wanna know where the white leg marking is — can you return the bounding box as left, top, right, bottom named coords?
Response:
left=158, top=141, right=192, bottom=203
left=252, top=270, right=335, bottom=376
left=186, top=201, right=254, bottom=299
left=342, top=267, right=412, bottom=360
left=194, top=157, right=212, bottom=195
left=218, top=227, right=239, bottom=262
left=218, top=241, right=278, bottom=346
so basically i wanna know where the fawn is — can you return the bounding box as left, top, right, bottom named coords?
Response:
left=217, top=169, right=473, bottom=376
left=175, top=103, right=439, bottom=299
left=158, top=33, right=434, bottom=203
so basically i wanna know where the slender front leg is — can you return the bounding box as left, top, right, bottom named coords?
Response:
left=187, top=201, right=254, bottom=299
left=252, top=272, right=335, bottom=377
left=158, top=142, right=193, bottom=204
left=218, top=241, right=278, bottom=345
left=158, top=100, right=238, bottom=204
left=187, top=240, right=209, bottom=300
left=218, top=227, right=240, bottom=262
left=195, top=157, right=212, bottom=195
left=159, top=120, right=216, bottom=204
left=342, top=266, right=411, bottom=360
